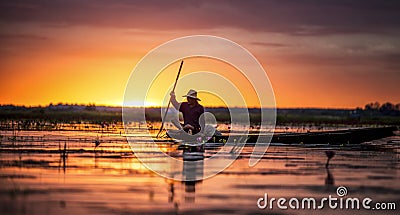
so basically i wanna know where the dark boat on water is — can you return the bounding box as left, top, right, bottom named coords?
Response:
left=164, top=126, right=397, bottom=146
left=212, top=126, right=397, bottom=145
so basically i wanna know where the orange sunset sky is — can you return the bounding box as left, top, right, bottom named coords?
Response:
left=0, top=1, right=399, bottom=108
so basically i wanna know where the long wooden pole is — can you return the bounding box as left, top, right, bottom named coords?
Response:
left=156, top=60, right=184, bottom=138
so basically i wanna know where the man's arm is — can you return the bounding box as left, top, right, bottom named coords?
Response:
left=170, top=91, right=180, bottom=110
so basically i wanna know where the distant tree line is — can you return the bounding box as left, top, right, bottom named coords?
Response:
left=0, top=102, right=399, bottom=125
left=362, top=102, right=400, bottom=116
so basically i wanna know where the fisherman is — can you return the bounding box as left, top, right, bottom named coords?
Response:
left=170, top=89, right=204, bottom=134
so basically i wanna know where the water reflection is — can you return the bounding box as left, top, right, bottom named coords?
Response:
left=324, top=150, right=335, bottom=187
left=183, top=180, right=199, bottom=203
left=58, top=153, right=67, bottom=173
left=325, top=167, right=335, bottom=186
left=0, top=129, right=399, bottom=215
left=166, top=145, right=205, bottom=212
left=182, top=145, right=204, bottom=203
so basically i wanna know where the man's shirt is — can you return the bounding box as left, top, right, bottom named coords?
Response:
left=179, top=102, right=204, bottom=133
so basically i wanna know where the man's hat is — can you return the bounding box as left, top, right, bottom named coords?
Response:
left=182, top=89, right=201, bottom=101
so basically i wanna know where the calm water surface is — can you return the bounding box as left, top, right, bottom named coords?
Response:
left=0, top=128, right=399, bottom=215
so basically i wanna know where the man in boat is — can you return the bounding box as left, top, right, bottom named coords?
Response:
left=170, top=89, right=204, bottom=135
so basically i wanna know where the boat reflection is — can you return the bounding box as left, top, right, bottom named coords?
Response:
left=166, top=144, right=205, bottom=204
left=182, top=144, right=205, bottom=203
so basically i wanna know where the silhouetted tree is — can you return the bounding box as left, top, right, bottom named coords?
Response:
left=380, top=102, right=394, bottom=111
left=379, top=102, right=395, bottom=115
left=365, top=102, right=380, bottom=110
left=85, top=103, right=96, bottom=111
left=395, top=103, right=400, bottom=111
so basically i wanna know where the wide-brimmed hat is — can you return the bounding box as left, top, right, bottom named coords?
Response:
left=182, top=89, right=201, bottom=101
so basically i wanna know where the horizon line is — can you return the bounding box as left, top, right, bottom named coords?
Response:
left=0, top=103, right=376, bottom=110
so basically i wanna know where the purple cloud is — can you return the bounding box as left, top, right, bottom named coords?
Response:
left=1, top=0, right=400, bottom=35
